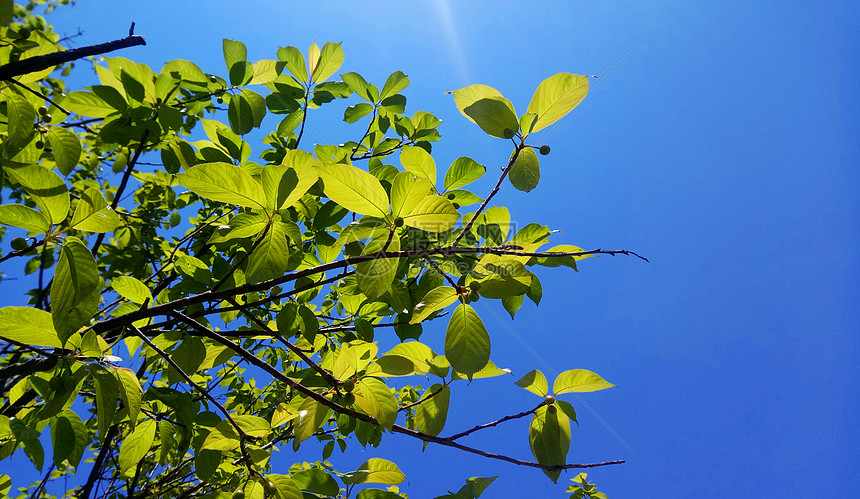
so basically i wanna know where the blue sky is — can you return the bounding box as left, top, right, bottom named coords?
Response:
left=11, top=1, right=857, bottom=497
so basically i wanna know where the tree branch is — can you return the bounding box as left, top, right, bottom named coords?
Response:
left=0, top=35, right=146, bottom=81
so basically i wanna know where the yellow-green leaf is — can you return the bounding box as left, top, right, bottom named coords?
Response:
left=311, top=42, right=344, bottom=84
left=0, top=204, right=49, bottom=232
left=529, top=405, right=571, bottom=483
left=399, top=146, right=436, bottom=184
left=342, top=458, right=405, bottom=485
left=70, top=188, right=120, bottom=233
left=4, top=164, right=69, bottom=225
left=508, top=147, right=540, bottom=192
left=390, top=171, right=433, bottom=219
left=401, top=195, right=459, bottom=233
left=450, top=84, right=519, bottom=139
left=51, top=237, right=100, bottom=343
left=0, top=306, right=61, bottom=348
left=111, top=276, right=151, bottom=304
left=356, top=231, right=399, bottom=300
left=353, top=378, right=398, bottom=429
left=516, top=369, right=549, bottom=397
left=444, top=304, right=491, bottom=377
left=411, top=286, right=459, bottom=324
left=526, top=73, right=590, bottom=133
left=553, top=369, right=615, bottom=394
left=119, top=419, right=156, bottom=476
left=45, top=127, right=82, bottom=176
left=176, top=162, right=266, bottom=209
left=414, top=384, right=450, bottom=437
left=317, top=163, right=389, bottom=218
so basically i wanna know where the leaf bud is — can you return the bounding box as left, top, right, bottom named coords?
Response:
left=539, top=145, right=551, bottom=155
left=393, top=217, right=404, bottom=227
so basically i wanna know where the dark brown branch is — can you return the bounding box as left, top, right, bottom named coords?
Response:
left=445, top=403, right=543, bottom=440
left=164, top=312, right=624, bottom=472
left=0, top=35, right=146, bottom=81
left=452, top=144, right=524, bottom=246
left=398, top=383, right=448, bottom=412
left=92, top=246, right=644, bottom=333
left=8, top=77, right=72, bottom=116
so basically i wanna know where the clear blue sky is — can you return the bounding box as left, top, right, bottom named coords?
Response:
left=16, top=1, right=858, bottom=497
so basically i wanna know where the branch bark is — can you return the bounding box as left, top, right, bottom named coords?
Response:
left=0, top=35, right=146, bottom=81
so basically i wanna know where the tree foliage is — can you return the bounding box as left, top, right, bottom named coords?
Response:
left=0, top=2, right=640, bottom=498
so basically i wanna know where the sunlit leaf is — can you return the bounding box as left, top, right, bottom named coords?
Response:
left=400, top=145, right=436, bottom=184
left=445, top=304, right=491, bottom=377
left=508, top=147, right=540, bottom=192
left=70, top=188, right=120, bottom=233
left=51, top=237, right=100, bottom=343
left=0, top=306, right=61, bottom=348
left=527, top=73, right=589, bottom=133
left=529, top=405, right=570, bottom=483
left=411, top=286, right=459, bottom=324
left=342, top=458, right=406, bottom=485
left=450, top=84, right=519, bottom=139
left=444, top=156, right=486, bottom=191
left=0, top=204, right=49, bottom=232
left=4, top=163, right=69, bottom=225
left=317, top=163, right=390, bottom=217
left=176, top=162, right=266, bottom=209
left=553, top=369, right=615, bottom=394
left=415, top=384, right=450, bottom=437
left=515, top=369, right=548, bottom=397
left=119, top=419, right=156, bottom=476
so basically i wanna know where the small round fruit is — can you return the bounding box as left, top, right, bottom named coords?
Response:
left=34, top=140, right=44, bottom=149
left=18, top=27, right=30, bottom=38
left=544, top=395, right=555, bottom=405
left=342, top=379, right=355, bottom=393
left=38, top=106, right=49, bottom=116
left=232, top=492, right=246, bottom=499
left=216, top=96, right=224, bottom=104
left=502, top=128, right=516, bottom=139
left=393, top=217, right=404, bottom=227
left=209, top=75, right=218, bottom=83
left=10, top=237, right=29, bottom=251
left=263, top=480, right=278, bottom=496
left=447, top=193, right=456, bottom=200
left=469, top=291, right=479, bottom=302
left=468, top=281, right=481, bottom=291
left=452, top=203, right=460, bottom=209
left=342, top=392, right=356, bottom=405
left=41, top=113, right=52, bottom=122
left=539, top=145, right=551, bottom=155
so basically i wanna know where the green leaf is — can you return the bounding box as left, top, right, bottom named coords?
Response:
left=4, top=164, right=69, bottom=225
left=553, top=369, right=615, bottom=394
left=63, top=91, right=118, bottom=118
left=444, top=304, right=491, bottom=377
left=449, top=359, right=511, bottom=380
left=519, top=112, right=538, bottom=136
left=509, top=147, right=540, bottom=192
left=265, top=474, right=303, bottom=499
left=261, top=163, right=319, bottom=211
left=472, top=255, right=531, bottom=299
left=501, top=293, right=524, bottom=319
left=556, top=400, right=578, bottom=424
left=223, top=38, right=251, bottom=86
left=176, top=162, right=266, bottom=209
left=201, top=420, right=241, bottom=451
left=411, top=286, right=459, bottom=324
left=45, top=127, right=82, bottom=176
left=311, top=42, right=344, bottom=83
left=401, top=195, right=459, bottom=233
left=245, top=222, right=290, bottom=284
left=390, top=171, right=433, bottom=219
left=415, top=384, right=450, bottom=437
left=516, top=370, right=549, bottom=397
left=249, top=59, right=279, bottom=85
left=375, top=341, right=437, bottom=376
left=444, top=157, right=486, bottom=191
left=450, top=84, right=519, bottom=139
left=399, top=145, right=436, bottom=184
left=119, top=419, right=156, bottom=476
left=0, top=306, right=60, bottom=348
left=527, top=73, right=590, bottom=133
left=0, top=204, right=49, bottom=232
left=92, top=367, right=119, bottom=438
left=379, top=70, right=410, bottom=100
left=529, top=405, right=571, bottom=483
left=292, top=469, right=339, bottom=497
left=70, top=188, right=120, bottom=233
left=228, top=88, right=267, bottom=135
left=51, top=237, right=100, bottom=343
left=293, top=396, right=329, bottom=444
left=5, top=94, right=35, bottom=147
left=277, top=46, right=308, bottom=83
left=353, top=378, right=398, bottom=429
left=111, top=275, right=152, bottom=304
left=344, top=102, right=374, bottom=123
left=356, top=231, right=399, bottom=300
left=111, top=366, right=142, bottom=425
left=52, top=409, right=88, bottom=468
left=342, top=458, right=406, bottom=485
left=317, top=163, right=390, bottom=217
left=445, top=189, right=483, bottom=206
left=341, top=72, right=378, bottom=102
